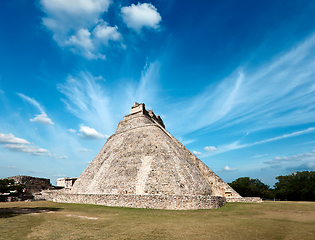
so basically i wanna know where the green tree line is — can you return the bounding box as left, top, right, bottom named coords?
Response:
left=228, top=171, right=315, bottom=201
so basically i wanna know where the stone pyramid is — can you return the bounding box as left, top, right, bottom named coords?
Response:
left=46, top=103, right=255, bottom=209
left=65, top=103, right=241, bottom=209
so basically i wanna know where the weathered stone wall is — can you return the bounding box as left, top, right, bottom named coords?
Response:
left=39, top=190, right=226, bottom=210
left=149, top=117, right=241, bottom=198
left=72, top=124, right=213, bottom=197
left=226, top=197, right=262, bottom=203
left=56, top=177, right=77, bottom=189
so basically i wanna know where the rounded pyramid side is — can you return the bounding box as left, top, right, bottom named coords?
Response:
left=71, top=115, right=213, bottom=196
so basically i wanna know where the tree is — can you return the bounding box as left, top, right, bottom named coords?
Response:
left=274, top=171, right=315, bottom=201
left=228, top=177, right=274, bottom=199
left=0, top=179, right=25, bottom=194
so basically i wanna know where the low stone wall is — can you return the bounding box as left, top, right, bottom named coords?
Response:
left=226, top=197, right=262, bottom=203
left=39, top=190, right=226, bottom=210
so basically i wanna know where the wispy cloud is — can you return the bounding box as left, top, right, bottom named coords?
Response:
left=253, top=127, right=315, bottom=145
left=202, top=127, right=315, bottom=157
left=167, top=33, right=315, bottom=135
left=58, top=72, right=114, bottom=134
left=5, top=144, right=49, bottom=156
left=264, top=149, right=315, bottom=165
left=0, top=132, right=66, bottom=158
left=67, top=129, right=77, bottom=133
left=17, top=93, right=54, bottom=125
left=79, top=148, right=91, bottom=152
left=58, top=62, right=160, bottom=135
left=286, top=162, right=315, bottom=171
left=17, top=93, right=44, bottom=112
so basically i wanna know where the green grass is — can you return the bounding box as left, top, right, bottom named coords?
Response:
left=1, top=201, right=315, bottom=239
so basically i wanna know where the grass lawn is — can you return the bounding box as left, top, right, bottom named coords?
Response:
left=0, top=201, right=314, bottom=239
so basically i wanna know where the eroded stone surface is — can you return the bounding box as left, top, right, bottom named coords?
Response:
left=48, top=102, right=257, bottom=209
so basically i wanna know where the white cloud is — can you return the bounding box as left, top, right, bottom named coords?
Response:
left=68, top=129, right=77, bottom=133
left=48, top=153, right=68, bottom=159
left=94, top=75, right=105, bottom=81
left=0, top=89, right=4, bottom=94
left=58, top=63, right=161, bottom=135
left=58, top=72, right=114, bottom=134
left=0, top=133, right=30, bottom=144
left=30, top=113, right=54, bottom=125
left=264, top=149, right=315, bottom=165
left=40, top=0, right=111, bottom=35
left=178, top=137, right=195, bottom=146
left=5, top=144, right=49, bottom=156
left=204, top=146, right=217, bottom=152
left=40, top=0, right=123, bottom=59
left=0, top=133, right=66, bottom=159
left=17, top=93, right=54, bottom=125
left=78, top=125, right=107, bottom=140
left=93, top=21, right=122, bottom=44
left=193, top=150, right=202, bottom=155
left=79, top=148, right=91, bottom=152
left=222, top=165, right=237, bottom=171
left=66, top=28, right=94, bottom=49
left=121, top=3, right=162, bottom=33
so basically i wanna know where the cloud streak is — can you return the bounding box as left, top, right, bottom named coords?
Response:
left=202, top=127, right=315, bottom=157
left=17, top=93, right=54, bottom=125
left=264, top=149, right=315, bottom=165
left=58, top=62, right=161, bottom=135
left=5, top=144, right=49, bottom=156
left=167, top=33, right=315, bottom=135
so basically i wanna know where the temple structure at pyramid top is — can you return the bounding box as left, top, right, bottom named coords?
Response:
left=42, top=103, right=261, bottom=209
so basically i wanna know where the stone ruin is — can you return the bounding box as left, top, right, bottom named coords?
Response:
left=56, top=177, right=77, bottom=189
left=1, top=175, right=52, bottom=202
left=41, top=103, right=261, bottom=209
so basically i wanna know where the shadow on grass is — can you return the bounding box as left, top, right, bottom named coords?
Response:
left=0, top=207, right=62, bottom=218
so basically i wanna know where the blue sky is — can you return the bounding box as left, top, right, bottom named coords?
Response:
left=1, top=0, right=315, bottom=187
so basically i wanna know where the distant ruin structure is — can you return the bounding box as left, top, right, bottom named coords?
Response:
left=1, top=175, right=52, bottom=201
left=41, top=103, right=261, bottom=209
left=56, top=177, right=77, bottom=189
left=4, top=175, right=52, bottom=194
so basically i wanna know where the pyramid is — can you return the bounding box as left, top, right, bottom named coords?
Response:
left=48, top=103, right=251, bottom=210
